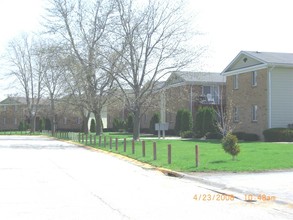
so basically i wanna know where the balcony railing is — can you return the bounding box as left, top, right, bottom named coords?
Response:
left=197, top=94, right=223, bottom=105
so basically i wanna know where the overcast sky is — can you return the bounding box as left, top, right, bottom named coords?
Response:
left=0, top=0, right=293, bottom=100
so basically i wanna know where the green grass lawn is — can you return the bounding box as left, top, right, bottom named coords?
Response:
left=78, top=133, right=293, bottom=172
left=3, top=130, right=292, bottom=172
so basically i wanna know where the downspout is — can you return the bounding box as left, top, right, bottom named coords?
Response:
left=268, top=65, right=275, bottom=128
left=190, top=85, right=193, bottom=113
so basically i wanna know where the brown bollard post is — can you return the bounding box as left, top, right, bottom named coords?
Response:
left=99, top=136, right=101, bottom=147
left=195, top=145, right=199, bottom=167
left=78, top=133, right=81, bottom=142
left=104, top=136, right=107, bottom=147
left=153, top=142, right=157, bottom=160
left=82, top=134, right=84, bottom=143
left=115, top=138, right=118, bottom=151
left=94, top=135, right=96, bottom=145
left=86, top=134, right=88, bottom=145
left=110, top=137, right=112, bottom=149
left=142, top=141, right=146, bottom=157
left=90, top=135, right=92, bottom=145
left=132, top=140, right=135, bottom=154
left=168, top=144, right=171, bottom=164
left=124, top=138, right=126, bottom=152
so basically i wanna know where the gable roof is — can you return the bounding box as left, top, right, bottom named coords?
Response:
left=0, top=97, right=49, bottom=105
left=222, top=51, right=293, bottom=76
left=166, top=71, right=225, bottom=87
left=0, top=97, right=27, bottom=105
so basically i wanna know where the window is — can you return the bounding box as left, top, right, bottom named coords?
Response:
left=3, top=118, right=6, bottom=125
left=202, top=85, right=219, bottom=104
left=14, top=105, right=18, bottom=112
left=203, top=86, right=211, bottom=95
left=233, top=107, right=239, bottom=122
left=14, top=118, right=17, bottom=125
left=252, top=105, right=258, bottom=122
left=76, top=117, right=81, bottom=125
left=252, top=71, right=257, bottom=86
left=233, top=75, right=238, bottom=89
left=64, top=117, right=67, bottom=125
left=3, top=106, right=7, bottom=111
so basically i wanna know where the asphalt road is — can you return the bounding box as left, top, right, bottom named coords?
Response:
left=0, top=136, right=292, bottom=220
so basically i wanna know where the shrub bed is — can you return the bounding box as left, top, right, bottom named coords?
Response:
left=263, top=128, right=293, bottom=142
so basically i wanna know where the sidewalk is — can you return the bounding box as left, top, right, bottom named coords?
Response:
left=180, top=170, right=293, bottom=207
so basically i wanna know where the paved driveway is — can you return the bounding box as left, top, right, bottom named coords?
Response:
left=0, top=136, right=292, bottom=219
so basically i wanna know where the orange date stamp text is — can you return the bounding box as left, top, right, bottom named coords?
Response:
left=193, top=193, right=234, bottom=201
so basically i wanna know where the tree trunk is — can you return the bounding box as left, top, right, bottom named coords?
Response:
left=94, top=112, right=103, bottom=136
left=133, top=108, right=141, bottom=141
left=50, top=97, right=56, bottom=136
left=31, top=114, right=36, bottom=133
left=82, top=113, right=90, bottom=134
left=51, top=115, right=56, bottom=136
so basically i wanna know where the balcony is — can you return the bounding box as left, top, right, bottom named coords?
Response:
left=197, top=94, right=223, bottom=105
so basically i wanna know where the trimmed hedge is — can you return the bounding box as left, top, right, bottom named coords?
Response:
left=180, top=130, right=194, bottom=138
left=232, top=132, right=259, bottom=141
left=206, top=132, right=222, bottom=140
left=232, top=132, right=246, bottom=140
left=263, top=128, right=293, bottom=142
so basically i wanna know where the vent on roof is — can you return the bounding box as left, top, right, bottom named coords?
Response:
left=243, top=57, right=247, bottom=63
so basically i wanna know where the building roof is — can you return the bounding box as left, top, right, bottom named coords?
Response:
left=166, top=71, right=225, bottom=87
left=222, top=51, right=293, bottom=76
left=243, top=51, right=293, bottom=66
left=0, top=97, right=27, bottom=105
left=0, top=97, right=49, bottom=105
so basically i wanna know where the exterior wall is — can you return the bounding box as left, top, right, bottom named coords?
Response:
left=226, top=68, right=268, bottom=139
left=270, top=67, right=293, bottom=127
left=142, top=83, right=225, bottom=130
left=0, top=104, right=26, bottom=130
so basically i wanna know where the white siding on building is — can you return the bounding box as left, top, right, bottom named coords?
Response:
left=271, top=68, right=293, bottom=128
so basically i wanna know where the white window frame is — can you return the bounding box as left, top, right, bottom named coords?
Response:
left=233, top=75, right=239, bottom=89
left=252, top=71, right=257, bottom=86
left=233, top=107, right=239, bottom=122
left=252, top=105, right=258, bottom=122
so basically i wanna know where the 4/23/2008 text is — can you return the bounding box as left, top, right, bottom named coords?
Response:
left=193, top=193, right=234, bottom=201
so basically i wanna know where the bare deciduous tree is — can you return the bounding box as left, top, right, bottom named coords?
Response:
left=39, top=41, right=67, bottom=135
left=44, top=0, right=116, bottom=135
left=6, top=34, right=44, bottom=133
left=112, top=0, right=203, bottom=140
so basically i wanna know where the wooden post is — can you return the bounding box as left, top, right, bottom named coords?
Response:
left=115, top=138, right=118, bottom=151
left=110, top=137, right=112, bottom=149
left=82, top=134, right=84, bottom=143
left=78, top=133, right=81, bottom=142
left=94, top=135, right=96, bottom=145
left=195, top=145, right=199, bottom=167
left=132, top=140, right=135, bottom=154
left=99, top=136, right=101, bottom=147
left=142, top=141, right=146, bottom=157
left=153, top=142, right=157, bottom=160
left=86, top=134, right=88, bottom=145
left=124, top=138, right=126, bottom=152
left=168, top=144, right=171, bottom=164
left=104, top=136, right=106, bottom=147
left=90, top=135, right=92, bottom=145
